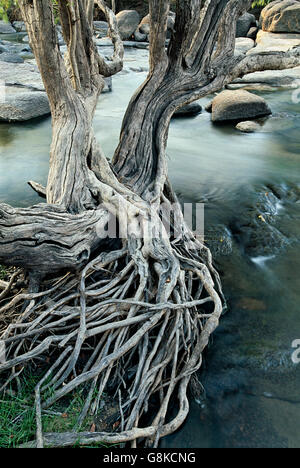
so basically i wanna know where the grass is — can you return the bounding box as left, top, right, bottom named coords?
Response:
left=0, top=265, right=8, bottom=281
left=0, top=369, right=111, bottom=448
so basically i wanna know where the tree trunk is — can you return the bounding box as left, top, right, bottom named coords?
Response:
left=0, top=0, right=299, bottom=448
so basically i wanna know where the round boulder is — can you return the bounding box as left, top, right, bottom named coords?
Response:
left=260, top=0, right=300, bottom=33
left=116, top=10, right=140, bottom=40
left=211, top=90, right=272, bottom=122
left=236, top=121, right=261, bottom=133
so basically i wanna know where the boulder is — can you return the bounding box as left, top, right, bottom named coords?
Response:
left=260, top=0, right=300, bottom=33
left=235, top=121, right=261, bottom=133
left=12, top=21, right=27, bottom=32
left=236, top=12, right=256, bottom=37
left=228, top=66, right=300, bottom=89
left=0, top=20, right=16, bottom=34
left=211, top=90, right=272, bottom=122
left=93, top=21, right=109, bottom=37
left=247, top=26, right=258, bottom=40
left=139, top=13, right=175, bottom=37
left=235, top=37, right=255, bottom=56
left=0, top=61, right=44, bottom=91
left=134, top=29, right=147, bottom=42
left=247, top=30, right=300, bottom=55
left=116, top=10, right=140, bottom=40
left=0, top=89, right=50, bottom=122
left=0, top=52, right=24, bottom=63
left=173, top=102, right=202, bottom=117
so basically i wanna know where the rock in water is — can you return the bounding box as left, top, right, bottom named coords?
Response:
left=236, top=121, right=261, bottom=133
left=260, top=0, right=300, bottom=33
left=0, top=91, right=50, bottom=122
left=12, top=21, right=27, bottom=32
left=0, top=20, right=16, bottom=34
left=236, top=12, right=256, bottom=37
left=116, top=10, right=140, bottom=40
left=211, top=90, right=272, bottom=122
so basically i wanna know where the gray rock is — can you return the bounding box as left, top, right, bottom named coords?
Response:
left=173, top=102, right=202, bottom=117
left=247, top=30, right=300, bottom=55
left=230, top=66, right=300, bottom=89
left=211, top=89, right=272, bottom=122
left=139, top=13, right=175, bottom=36
left=260, top=0, right=300, bottom=33
left=236, top=12, right=256, bottom=37
left=0, top=90, right=50, bottom=122
left=134, top=28, right=147, bottom=42
left=236, top=121, right=261, bottom=133
left=12, top=21, right=27, bottom=32
left=0, top=61, right=44, bottom=91
left=235, top=37, right=255, bottom=56
left=93, top=21, right=109, bottom=38
left=0, top=20, right=16, bottom=34
left=247, top=26, right=258, bottom=40
left=103, top=77, right=112, bottom=93
left=0, top=44, right=8, bottom=54
left=116, top=10, right=140, bottom=40
left=0, top=52, right=24, bottom=63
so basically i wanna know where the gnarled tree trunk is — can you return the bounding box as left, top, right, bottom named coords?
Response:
left=0, top=0, right=299, bottom=448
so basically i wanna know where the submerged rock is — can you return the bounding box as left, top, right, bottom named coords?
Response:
left=211, top=90, right=272, bottom=122
left=260, top=0, right=300, bottom=33
left=0, top=90, right=50, bottom=122
left=205, top=225, right=233, bottom=257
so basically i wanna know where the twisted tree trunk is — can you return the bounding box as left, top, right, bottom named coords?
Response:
left=0, top=0, right=299, bottom=448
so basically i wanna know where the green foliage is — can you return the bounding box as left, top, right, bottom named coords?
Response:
left=251, top=0, right=274, bottom=7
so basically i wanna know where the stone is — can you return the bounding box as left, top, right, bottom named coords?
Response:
left=235, top=121, right=261, bottom=133
left=0, top=44, right=8, bottom=54
left=235, top=37, right=255, bottom=56
left=260, top=0, right=300, bottom=33
left=0, top=20, right=16, bottom=34
left=229, top=65, right=300, bottom=89
left=0, top=52, right=24, bottom=63
left=0, top=61, right=44, bottom=91
left=236, top=12, right=256, bottom=37
left=116, top=10, right=140, bottom=40
left=12, top=21, right=27, bottom=32
left=139, top=13, right=175, bottom=36
left=211, top=89, right=272, bottom=122
left=173, top=102, right=202, bottom=117
left=247, top=26, right=258, bottom=40
left=0, top=89, right=50, bottom=122
left=134, top=29, right=147, bottom=42
left=247, top=30, right=300, bottom=55
left=94, top=21, right=109, bottom=37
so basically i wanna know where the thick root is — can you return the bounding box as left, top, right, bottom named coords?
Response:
left=0, top=227, right=223, bottom=448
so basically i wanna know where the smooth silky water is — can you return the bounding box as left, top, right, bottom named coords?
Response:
left=0, top=48, right=299, bottom=448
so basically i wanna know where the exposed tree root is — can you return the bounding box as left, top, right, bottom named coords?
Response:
left=0, top=227, right=223, bottom=447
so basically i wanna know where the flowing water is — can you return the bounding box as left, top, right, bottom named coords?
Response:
left=0, top=46, right=300, bottom=448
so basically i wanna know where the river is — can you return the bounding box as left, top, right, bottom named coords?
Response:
left=0, top=46, right=299, bottom=448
